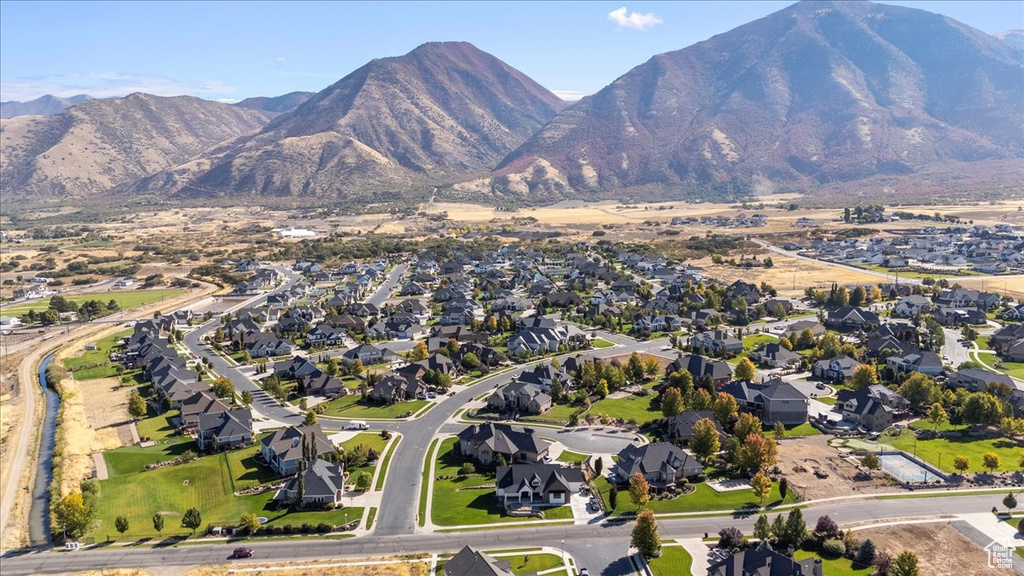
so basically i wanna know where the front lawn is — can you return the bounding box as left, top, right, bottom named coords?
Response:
left=793, top=550, right=872, bottom=575
left=431, top=438, right=565, bottom=526
left=223, top=442, right=278, bottom=490
left=103, top=436, right=194, bottom=478
left=556, top=450, right=589, bottom=464
left=592, top=338, right=616, bottom=349
left=648, top=546, right=693, bottom=576
left=593, top=476, right=795, bottom=515
left=976, top=352, right=1024, bottom=380
left=587, top=392, right=661, bottom=425
left=64, top=330, right=131, bottom=380
left=888, top=428, right=1024, bottom=473
left=322, top=395, right=427, bottom=419
left=522, top=403, right=578, bottom=425
left=501, top=553, right=564, bottom=575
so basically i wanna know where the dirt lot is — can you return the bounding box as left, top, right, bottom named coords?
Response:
left=691, top=253, right=884, bottom=298
left=854, top=523, right=1015, bottom=576
left=957, top=276, right=1024, bottom=301
left=73, top=563, right=429, bottom=576
left=778, top=435, right=898, bottom=500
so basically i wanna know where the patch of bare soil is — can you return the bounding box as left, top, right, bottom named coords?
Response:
left=855, top=522, right=1015, bottom=576
left=74, top=376, right=133, bottom=452
left=778, top=435, right=897, bottom=500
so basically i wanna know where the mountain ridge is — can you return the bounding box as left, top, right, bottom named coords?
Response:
left=0, top=94, right=93, bottom=119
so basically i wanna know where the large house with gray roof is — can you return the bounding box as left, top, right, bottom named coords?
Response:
left=614, top=443, right=703, bottom=491
left=719, top=377, right=809, bottom=425
left=457, top=423, right=550, bottom=466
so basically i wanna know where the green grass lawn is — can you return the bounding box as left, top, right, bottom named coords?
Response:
left=501, top=553, right=564, bottom=575
left=223, top=443, right=277, bottom=490
left=774, top=423, right=822, bottom=438
left=64, top=330, right=131, bottom=380
left=976, top=352, right=1024, bottom=380
left=135, top=411, right=180, bottom=443
left=431, top=438, right=566, bottom=526
left=742, top=333, right=777, bottom=350
left=1, top=289, right=185, bottom=317
left=587, top=393, right=661, bottom=424
left=556, top=450, right=589, bottom=464
left=522, top=403, right=578, bottom=425
left=888, top=429, right=1024, bottom=473
left=793, top=550, right=872, bottom=575
left=593, top=476, right=794, bottom=515
left=815, top=396, right=838, bottom=406
left=419, top=438, right=438, bottom=527
left=93, top=446, right=354, bottom=540
left=341, top=432, right=388, bottom=454
left=103, top=436, right=194, bottom=478
left=322, top=395, right=427, bottom=419
left=648, top=546, right=693, bottom=576
left=375, top=436, right=401, bottom=491
left=366, top=507, right=377, bottom=530
left=592, top=338, right=616, bottom=349
left=976, top=336, right=991, bottom=350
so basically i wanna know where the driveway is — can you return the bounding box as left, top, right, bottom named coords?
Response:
left=538, top=427, right=643, bottom=456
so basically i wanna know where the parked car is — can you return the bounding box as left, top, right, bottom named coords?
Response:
left=232, top=547, right=254, bottom=558
left=426, top=391, right=437, bottom=399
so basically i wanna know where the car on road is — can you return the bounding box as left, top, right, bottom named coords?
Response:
left=579, top=569, right=590, bottom=576
left=231, top=547, right=254, bottom=558
left=345, top=420, right=369, bottom=430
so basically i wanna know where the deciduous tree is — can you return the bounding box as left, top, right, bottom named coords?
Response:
left=691, top=418, right=721, bottom=461
left=750, top=470, right=772, bottom=504
left=734, top=357, right=756, bottom=382
left=628, top=473, right=650, bottom=509
left=661, top=387, right=684, bottom=418
left=630, top=509, right=660, bottom=558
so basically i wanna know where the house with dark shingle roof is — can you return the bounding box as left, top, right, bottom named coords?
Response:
left=197, top=409, right=252, bottom=450
left=749, top=342, right=801, bottom=368
left=276, top=458, right=345, bottom=507
left=457, top=423, right=550, bottom=466
left=812, top=355, right=863, bottom=383
left=666, top=354, right=732, bottom=387
left=494, top=463, right=584, bottom=508
left=179, top=391, right=230, bottom=430
left=952, top=367, right=1015, bottom=392
left=709, top=541, right=823, bottom=576
left=664, top=411, right=725, bottom=447
left=825, top=306, right=880, bottom=330
left=443, top=546, right=513, bottom=576
left=261, top=424, right=334, bottom=476
left=886, top=351, right=943, bottom=376
left=719, top=377, right=808, bottom=425
left=614, top=442, right=703, bottom=490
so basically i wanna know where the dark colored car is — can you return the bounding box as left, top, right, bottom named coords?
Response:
left=232, top=547, right=254, bottom=558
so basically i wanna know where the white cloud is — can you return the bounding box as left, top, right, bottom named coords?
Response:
left=275, top=56, right=286, bottom=65
left=0, top=72, right=237, bottom=101
left=607, top=6, right=662, bottom=30
left=552, top=90, right=587, bottom=101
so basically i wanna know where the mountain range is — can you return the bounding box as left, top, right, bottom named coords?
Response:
left=1, top=94, right=274, bottom=199
left=0, top=94, right=92, bottom=119
left=2, top=1, right=1022, bottom=206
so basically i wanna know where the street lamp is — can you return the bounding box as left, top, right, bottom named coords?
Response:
left=561, top=540, right=564, bottom=567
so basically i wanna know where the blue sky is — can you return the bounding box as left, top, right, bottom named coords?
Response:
left=1, top=1, right=1021, bottom=102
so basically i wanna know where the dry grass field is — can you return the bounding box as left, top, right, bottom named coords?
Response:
left=689, top=254, right=883, bottom=297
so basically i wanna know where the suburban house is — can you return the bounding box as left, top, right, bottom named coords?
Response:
left=709, top=542, right=824, bottom=576
left=370, top=374, right=426, bottom=404
left=811, top=355, right=864, bottom=383
left=786, top=320, right=825, bottom=339
left=244, top=332, right=296, bottom=358
left=749, top=343, right=801, bottom=368
left=457, top=423, right=551, bottom=466
left=825, top=307, right=880, bottom=330
left=196, top=409, right=253, bottom=450
left=614, top=443, right=704, bottom=490
left=886, top=351, right=943, bottom=376
left=179, top=391, right=230, bottom=430
left=260, top=424, right=335, bottom=476
left=664, top=411, right=724, bottom=447
left=719, top=378, right=809, bottom=425
left=837, top=390, right=894, bottom=432
left=488, top=381, right=552, bottom=415
left=951, top=367, right=1015, bottom=392
left=298, top=370, right=349, bottom=398
left=494, top=463, right=584, bottom=509
left=276, top=458, right=345, bottom=507
left=991, top=324, right=1024, bottom=354
left=688, top=330, right=743, bottom=356
left=306, top=324, right=349, bottom=347
left=343, top=344, right=398, bottom=365
left=892, top=295, right=933, bottom=318
left=443, top=547, right=513, bottom=576
left=666, top=354, right=732, bottom=387
left=506, top=322, right=584, bottom=357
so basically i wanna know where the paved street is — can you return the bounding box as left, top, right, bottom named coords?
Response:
left=0, top=492, right=1010, bottom=575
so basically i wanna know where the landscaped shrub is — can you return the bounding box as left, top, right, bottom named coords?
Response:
left=272, top=526, right=283, bottom=535
left=316, top=522, right=332, bottom=533
left=820, top=539, right=846, bottom=558
left=718, top=527, right=744, bottom=550
left=282, top=524, right=293, bottom=534
left=300, top=523, right=312, bottom=533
